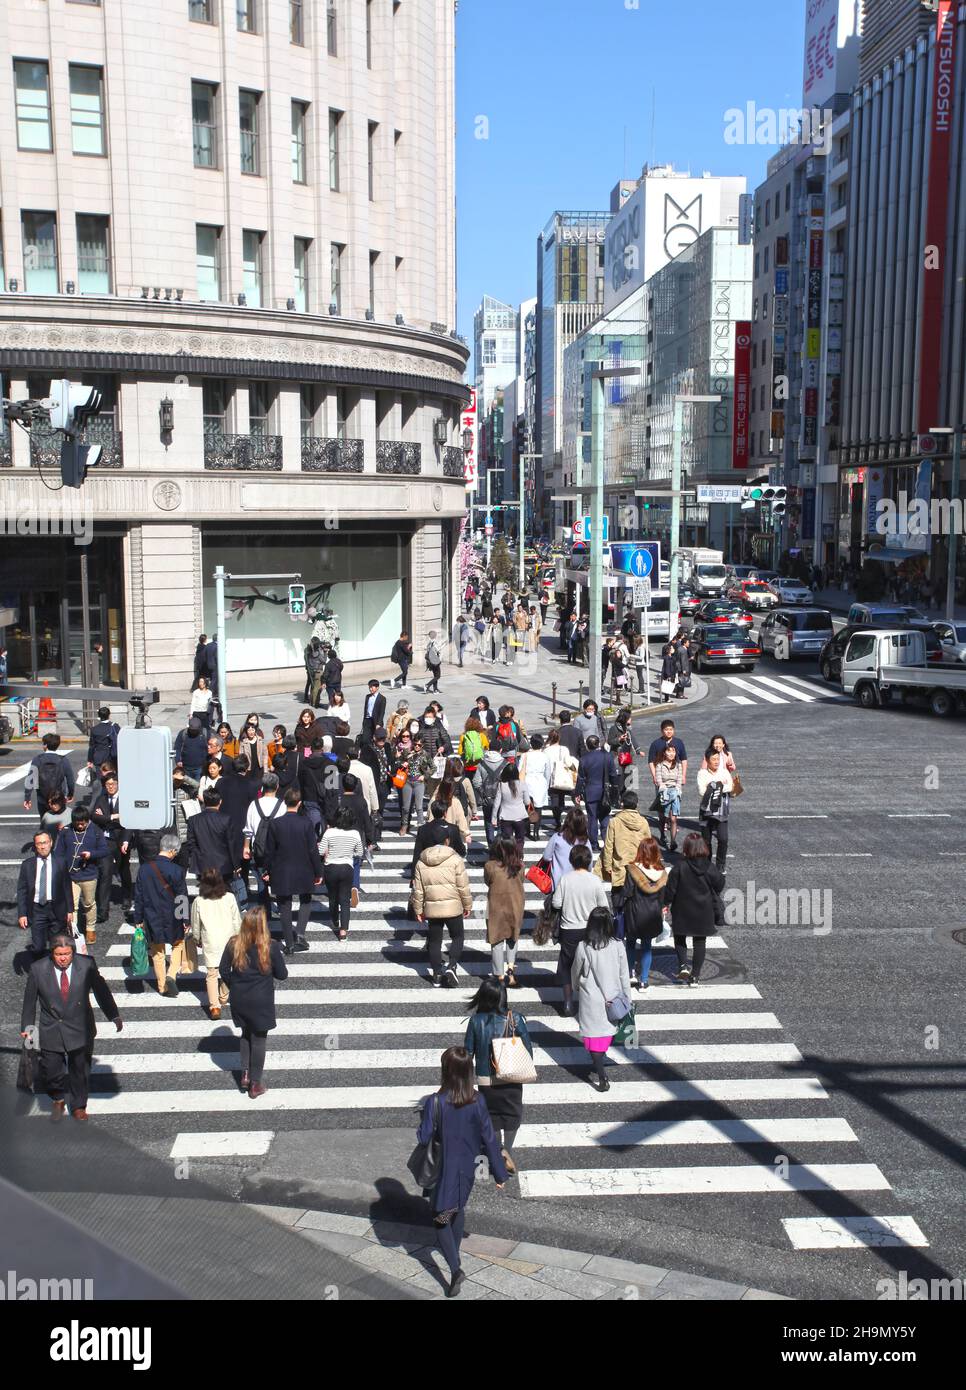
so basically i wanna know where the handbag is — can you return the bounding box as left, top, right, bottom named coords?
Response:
left=551, top=755, right=576, bottom=791
left=612, top=1006, right=638, bottom=1048
left=605, top=989, right=633, bottom=1024
left=392, top=766, right=408, bottom=790
left=660, top=678, right=676, bottom=696
left=617, top=750, right=633, bottom=767
left=16, top=1039, right=37, bottom=1092
left=525, top=861, right=552, bottom=895
left=533, top=902, right=560, bottom=945
left=731, top=772, right=744, bottom=797
left=75, top=765, right=92, bottom=789
left=491, top=1013, right=538, bottom=1084
left=527, top=802, right=542, bottom=826
left=129, top=924, right=151, bottom=978
left=407, top=1094, right=443, bottom=1190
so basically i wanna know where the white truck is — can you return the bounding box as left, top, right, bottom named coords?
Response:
left=678, top=548, right=727, bottom=598
left=841, top=628, right=966, bottom=717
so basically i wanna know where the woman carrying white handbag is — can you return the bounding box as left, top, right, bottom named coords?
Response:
left=544, top=727, right=578, bottom=832
left=463, top=976, right=535, bottom=1176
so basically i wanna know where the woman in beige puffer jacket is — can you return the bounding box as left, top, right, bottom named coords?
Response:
left=411, top=843, right=473, bottom=987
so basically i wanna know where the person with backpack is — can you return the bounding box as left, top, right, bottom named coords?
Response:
left=174, top=718, right=208, bottom=779
left=424, top=630, right=443, bottom=693
left=24, top=733, right=75, bottom=820
left=86, top=707, right=120, bottom=774
left=457, top=717, right=488, bottom=778
left=620, top=839, right=669, bottom=990
left=696, top=747, right=734, bottom=872
left=476, top=746, right=507, bottom=848
left=53, top=806, right=109, bottom=946
left=494, top=705, right=521, bottom=752
left=664, top=834, right=725, bottom=985
left=391, top=632, right=413, bottom=689
left=243, top=773, right=286, bottom=910
left=321, top=647, right=344, bottom=706
left=453, top=615, right=471, bottom=668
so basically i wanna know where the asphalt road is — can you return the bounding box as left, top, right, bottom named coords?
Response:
left=1, top=648, right=963, bottom=1302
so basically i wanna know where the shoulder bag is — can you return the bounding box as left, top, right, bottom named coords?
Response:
left=392, top=765, right=408, bottom=790
left=533, top=901, right=560, bottom=945
left=491, top=1012, right=537, bottom=1084
left=731, top=772, right=744, bottom=797
left=407, top=1094, right=443, bottom=1190
left=525, top=860, right=552, bottom=895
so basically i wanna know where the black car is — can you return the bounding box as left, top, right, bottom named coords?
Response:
left=819, top=623, right=945, bottom=683
left=678, top=587, right=702, bottom=618
left=691, top=623, right=761, bottom=673
left=694, top=598, right=754, bottom=628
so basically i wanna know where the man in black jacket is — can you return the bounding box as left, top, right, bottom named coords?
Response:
left=193, top=635, right=210, bottom=684
left=390, top=631, right=413, bottom=688
left=360, top=679, right=387, bottom=745
left=358, top=728, right=392, bottom=819
left=217, top=756, right=259, bottom=887
left=557, top=710, right=584, bottom=761
left=300, top=738, right=336, bottom=833
left=90, top=772, right=133, bottom=922
left=262, top=788, right=323, bottom=953
left=23, top=733, right=75, bottom=819
left=86, top=708, right=120, bottom=773
left=16, top=831, right=73, bottom=956
left=175, top=718, right=208, bottom=779
left=409, top=802, right=465, bottom=879
left=576, top=736, right=620, bottom=852
left=331, top=719, right=355, bottom=761
left=20, top=933, right=122, bottom=1120
left=322, top=648, right=344, bottom=704
left=185, top=789, right=242, bottom=903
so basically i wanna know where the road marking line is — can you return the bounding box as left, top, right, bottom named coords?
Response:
left=515, top=1117, right=859, bottom=1149
left=29, top=1076, right=830, bottom=1116
left=781, top=1215, right=929, bottom=1250
left=0, top=762, right=31, bottom=791
left=91, top=1043, right=803, bottom=1075
left=721, top=677, right=787, bottom=704
left=764, top=814, right=828, bottom=820
left=727, top=696, right=756, bottom=705
left=169, top=1131, right=274, bottom=1159
left=518, top=1163, right=891, bottom=1199
left=104, top=1010, right=779, bottom=1040
left=85, top=982, right=762, bottom=1008
left=887, top=813, right=951, bottom=819
left=800, top=852, right=872, bottom=858
left=747, top=675, right=817, bottom=702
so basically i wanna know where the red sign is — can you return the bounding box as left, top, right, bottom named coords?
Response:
left=809, top=232, right=824, bottom=269
left=732, top=321, right=752, bottom=470
left=918, top=1, right=956, bottom=433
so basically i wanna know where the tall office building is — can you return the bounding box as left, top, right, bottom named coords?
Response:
left=472, top=294, right=518, bottom=412
left=0, top=0, right=467, bottom=695
left=858, top=0, right=938, bottom=81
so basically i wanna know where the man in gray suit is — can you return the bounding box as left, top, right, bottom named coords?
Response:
left=20, top=933, right=122, bottom=1120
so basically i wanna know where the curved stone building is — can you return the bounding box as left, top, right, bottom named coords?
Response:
left=0, top=0, right=467, bottom=695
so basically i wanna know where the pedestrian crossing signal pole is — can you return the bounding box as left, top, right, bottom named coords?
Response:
left=214, top=565, right=229, bottom=726
left=288, top=583, right=306, bottom=617
left=670, top=394, right=721, bottom=634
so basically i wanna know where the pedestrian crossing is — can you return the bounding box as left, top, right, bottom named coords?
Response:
left=28, top=799, right=928, bottom=1256
left=720, top=670, right=849, bottom=707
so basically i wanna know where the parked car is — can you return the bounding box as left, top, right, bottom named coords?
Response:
left=678, top=587, right=703, bottom=619
left=769, top=578, right=814, bottom=606
left=819, top=623, right=944, bottom=683
left=690, top=622, right=761, bottom=673
left=758, top=608, right=834, bottom=660
left=694, top=598, right=754, bottom=628
left=846, top=603, right=927, bottom=626
left=929, top=620, right=966, bottom=663
left=727, top=579, right=779, bottom=611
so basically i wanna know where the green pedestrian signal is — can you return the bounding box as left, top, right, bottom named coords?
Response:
left=288, top=583, right=306, bottom=617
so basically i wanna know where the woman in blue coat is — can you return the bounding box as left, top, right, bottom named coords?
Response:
left=219, top=906, right=287, bottom=1099
left=416, top=1046, right=508, bottom=1297
left=464, top=977, right=534, bottom=1175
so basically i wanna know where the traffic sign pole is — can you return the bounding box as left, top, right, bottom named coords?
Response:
left=214, top=565, right=228, bottom=725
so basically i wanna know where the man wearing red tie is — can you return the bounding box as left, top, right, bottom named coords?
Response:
left=20, top=933, right=122, bottom=1121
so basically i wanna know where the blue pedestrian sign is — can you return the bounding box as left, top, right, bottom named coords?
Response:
left=581, top=514, right=609, bottom=543
left=609, top=541, right=660, bottom=578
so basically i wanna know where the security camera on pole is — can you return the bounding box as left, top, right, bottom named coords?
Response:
left=46, top=381, right=104, bottom=487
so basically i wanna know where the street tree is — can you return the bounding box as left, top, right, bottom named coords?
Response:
left=490, top=535, right=514, bottom=584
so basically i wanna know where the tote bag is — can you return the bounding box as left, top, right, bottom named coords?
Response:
left=491, top=1014, right=537, bottom=1084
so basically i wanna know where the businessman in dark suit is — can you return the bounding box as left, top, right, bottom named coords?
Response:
left=20, top=932, right=122, bottom=1120
left=90, top=772, right=134, bottom=923
left=557, top=710, right=584, bottom=761
left=262, top=787, right=323, bottom=954
left=576, top=735, right=620, bottom=852
left=360, top=679, right=387, bottom=746
left=17, top=831, right=74, bottom=956
left=186, top=788, right=244, bottom=905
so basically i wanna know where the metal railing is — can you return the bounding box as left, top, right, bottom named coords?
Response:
left=376, top=440, right=421, bottom=475
left=203, top=430, right=282, bottom=470
left=300, top=437, right=364, bottom=472
left=442, top=446, right=464, bottom=478
left=29, top=416, right=123, bottom=469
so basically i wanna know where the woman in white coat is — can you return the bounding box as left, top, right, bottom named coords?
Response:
left=696, top=748, right=734, bottom=872
left=189, top=677, right=214, bottom=733
left=190, top=867, right=242, bottom=1019
left=572, top=907, right=631, bottom=1092
left=519, top=735, right=551, bottom=842
left=544, top=728, right=578, bottom=832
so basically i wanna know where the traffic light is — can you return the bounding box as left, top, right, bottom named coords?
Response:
left=48, top=380, right=102, bottom=436
left=288, top=582, right=306, bottom=617
left=740, top=475, right=770, bottom=510
left=770, top=486, right=787, bottom=517
left=60, top=439, right=102, bottom=489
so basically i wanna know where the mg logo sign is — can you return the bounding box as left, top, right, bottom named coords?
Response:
left=664, top=193, right=703, bottom=257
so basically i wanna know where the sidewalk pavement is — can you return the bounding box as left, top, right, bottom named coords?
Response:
left=251, top=1204, right=791, bottom=1301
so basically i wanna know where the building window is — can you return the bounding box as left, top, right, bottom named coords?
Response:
left=14, top=61, right=52, bottom=151
left=750, top=433, right=755, bottom=458
left=482, top=335, right=496, bottom=366
left=21, top=211, right=58, bottom=293
left=0, top=217, right=5, bottom=291
left=330, top=242, right=343, bottom=312
left=242, top=229, right=264, bottom=307
left=394, top=254, right=403, bottom=315
left=368, top=250, right=379, bottom=316
left=326, top=0, right=338, bottom=56
left=328, top=109, right=342, bottom=190
left=249, top=381, right=273, bottom=438
left=69, top=65, right=105, bottom=156
left=753, top=298, right=758, bottom=322
left=236, top=0, right=257, bottom=33
left=291, top=101, right=307, bottom=182
left=763, top=292, right=769, bottom=320
left=192, top=81, right=218, bottom=167
left=774, top=193, right=781, bottom=219
left=188, top=0, right=214, bottom=21
left=76, top=214, right=111, bottom=293
left=754, top=252, right=759, bottom=278
left=196, top=224, right=222, bottom=301
left=752, top=341, right=758, bottom=369
left=366, top=0, right=373, bottom=67
left=336, top=387, right=349, bottom=441
left=300, top=384, right=318, bottom=440
left=290, top=0, right=304, bottom=44
left=239, top=90, right=260, bottom=174
left=763, top=246, right=769, bottom=273
left=203, top=380, right=230, bottom=436
left=368, top=121, right=378, bottom=200
left=785, top=183, right=791, bottom=210
left=294, top=236, right=310, bottom=311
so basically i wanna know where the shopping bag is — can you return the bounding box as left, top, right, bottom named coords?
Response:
left=16, top=1040, right=38, bottom=1092
left=612, top=1006, right=638, bottom=1048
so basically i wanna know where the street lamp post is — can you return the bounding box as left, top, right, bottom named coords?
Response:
left=519, top=453, right=542, bottom=589
left=485, top=467, right=504, bottom=569
left=669, top=394, right=721, bottom=633
left=589, top=367, right=641, bottom=707
left=929, top=424, right=964, bottom=619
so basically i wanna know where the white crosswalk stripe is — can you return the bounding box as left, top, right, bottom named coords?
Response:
left=723, top=672, right=851, bottom=707
left=43, top=802, right=923, bottom=1253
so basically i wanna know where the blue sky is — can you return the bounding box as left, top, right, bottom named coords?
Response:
left=455, top=0, right=807, bottom=346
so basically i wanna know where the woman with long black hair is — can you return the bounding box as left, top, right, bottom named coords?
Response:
left=490, top=763, right=529, bottom=848
left=483, top=837, right=525, bottom=987
left=464, top=977, right=534, bottom=1175
left=664, top=833, right=724, bottom=986
left=572, top=906, right=631, bottom=1091
left=620, top=838, right=668, bottom=990
left=414, top=1047, right=507, bottom=1297
left=218, top=906, right=287, bottom=1098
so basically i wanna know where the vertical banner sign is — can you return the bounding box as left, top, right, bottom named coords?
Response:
left=732, top=321, right=752, bottom=470
left=918, top=1, right=956, bottom=434
left=461, top=387, right=478, bottom=492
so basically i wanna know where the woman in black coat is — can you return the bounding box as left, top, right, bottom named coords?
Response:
left=219, top=906, right=287, bottom=1099
left=619, top=838, right=668, bottom=990
left=664, top=833, right=724, bottom=986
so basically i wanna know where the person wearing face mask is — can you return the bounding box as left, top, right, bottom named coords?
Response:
left=394, top=733, right=434, bottom=835
left=419, top=707, right=454, bottom=759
